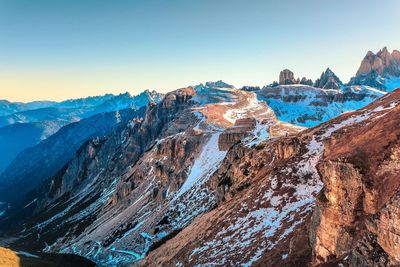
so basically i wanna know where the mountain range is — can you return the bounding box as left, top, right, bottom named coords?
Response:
left=1, top=47, right=400, bottom=267
left=0, top=90, right=163, bottom=174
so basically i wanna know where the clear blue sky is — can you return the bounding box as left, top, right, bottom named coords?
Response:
left=1, top=0, right=399, bottom=101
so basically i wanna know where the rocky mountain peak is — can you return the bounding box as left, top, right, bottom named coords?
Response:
left=356, top=47, right=400, bottom=77
left=278, top=69, right=313, bottom=86
left=204, top=80, right=234, bottom=89
left=279, top=69, right=295, bottom=85
left=314, top=67, right=343, bottom=89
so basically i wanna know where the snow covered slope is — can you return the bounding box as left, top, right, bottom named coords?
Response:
left=256, top=85, right=385, bottom=127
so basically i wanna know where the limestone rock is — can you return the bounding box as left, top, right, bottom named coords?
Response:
left=314, top=68, right=343, bottom=89
left=279, top=69, right=296, bottom=85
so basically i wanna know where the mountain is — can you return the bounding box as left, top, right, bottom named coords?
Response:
left=0, top=120, right=68, bottom=174
left=349, top=47, right=400, bottom=91
left=0, top=107, right=145, bottom=208
left=0, top=100, right=56, bottom=117
left=2, top=83, right=400, bottom=267
left=314, top=67, right=344, bottom=89
left=0, top=52, right=399, bottom=267
left=192, top=80, right=238, bottom=105
left=278, top=69, right=313, bottom=86
left=140, top=88, right=400, bottom=267
left=0, top=90, right=163, bottom=179
left=0, top=85, right=303, bottom=266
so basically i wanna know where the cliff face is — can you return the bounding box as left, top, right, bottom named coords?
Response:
left=311, top=91, right=400, bottom=266
left=350, top=47, right=400, bottom=91
left=279, top=69, right=296, bottom=85
left=218, top=118, right=256, bottom=150
left=278, top=69, right=313, bottom=86
left=356, top=47, right=400, bottom=77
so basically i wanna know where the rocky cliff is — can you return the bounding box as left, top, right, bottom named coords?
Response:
left=279, top=69, right=296, bottom=85
left=311, top=90, right=400, bottom=266
left=349, top=47, right=400, bottom=91
left=278, top=69, right=313, bottom=86
left=314, top=68, right=343, bottom=90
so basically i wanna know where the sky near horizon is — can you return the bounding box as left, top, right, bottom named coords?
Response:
left=1, top=0, right=400, bottom=102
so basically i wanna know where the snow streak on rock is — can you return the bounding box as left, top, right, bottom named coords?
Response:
left=173, top=132, right=227, bottom=200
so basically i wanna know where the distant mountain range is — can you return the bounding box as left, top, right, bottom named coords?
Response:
left=0, top=90, right=163, bottom=175
left=0, top=107, right=146, bottom=207
left=0, top=90, right=162, bottom=127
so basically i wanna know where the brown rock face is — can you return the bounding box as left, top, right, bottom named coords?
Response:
left=300, top=77, right=313, bottom=86
left=356, top=47, right=400, bottom=76
left=218, top=118, right=256, bottom=150
left=314, top=68, right=343, bottom=89
left=279, top=69, right=296, bottom=85
left=311, top=90, right=400, bottom=266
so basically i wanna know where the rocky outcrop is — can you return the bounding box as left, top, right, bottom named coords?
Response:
left=279, top=69, right=296, bottom=85
left=300, top=77, right=313, bottom=86
left=356, top=47, right=400, bottom=76
left=349, top=47, right=400, bottom=90
left=314, top=68, right=343, bottom=89
left=218, top=118, right=256, bottom=150
left=278, top=69, right=313, bottom=86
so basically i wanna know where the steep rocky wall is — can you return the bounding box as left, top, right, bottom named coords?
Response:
left=311, top=98, right=400, bottom=266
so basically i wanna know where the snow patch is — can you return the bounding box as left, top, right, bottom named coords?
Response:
left=173, top=132, right=227, bottom=200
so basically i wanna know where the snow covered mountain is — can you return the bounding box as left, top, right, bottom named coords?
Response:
left=0, top=85, right=302, bottom=266
left=141, top=88, right=400, bottom=267
left=314, top=67, right=344, bottom=90
left=256, top=84, right=385, bottom=127
left=0, top=100, right=56, bottom=117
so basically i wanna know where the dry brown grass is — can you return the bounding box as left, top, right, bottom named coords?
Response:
left=0, top=247, right=20, bottom=267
